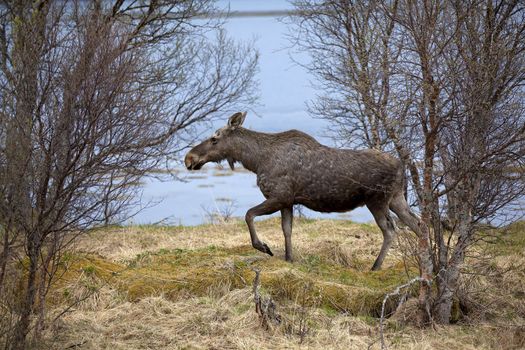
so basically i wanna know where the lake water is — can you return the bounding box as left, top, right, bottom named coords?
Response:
left=129, top=0, right=374, bottom=226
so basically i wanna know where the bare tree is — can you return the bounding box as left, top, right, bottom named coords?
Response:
left=0, top=0, right=258, bottom=348
left=431, top=0, right=525, bottom=323
left=289, top=0, right=525, bottom=326
left=289, top=0, right=435, bottom=325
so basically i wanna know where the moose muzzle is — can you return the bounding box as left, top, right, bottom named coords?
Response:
left=184, top=152, right=204, bottom=170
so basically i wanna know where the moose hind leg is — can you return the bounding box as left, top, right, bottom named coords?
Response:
left=281, top=207, right=293, bottom=262
left=389, top=191, right=422, bottom=236
left=245, top=199, right=283, bottom=257
left=368, top=204, right=397, bottom=271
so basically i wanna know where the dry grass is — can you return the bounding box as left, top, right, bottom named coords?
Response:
left=35, top=219, right=525, bottom=349
left=75, top=219, right=403, bottom=267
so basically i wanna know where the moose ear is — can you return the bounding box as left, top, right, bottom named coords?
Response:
left=227, top=111, right=247, bottom=127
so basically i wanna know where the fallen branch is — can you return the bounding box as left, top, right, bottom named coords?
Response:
left=379, top=276, right=431, bottom=350
left=252, top=268, right=281, bottom=330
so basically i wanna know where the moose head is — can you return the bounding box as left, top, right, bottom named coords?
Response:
left=184, top=112, right=247, bottom=171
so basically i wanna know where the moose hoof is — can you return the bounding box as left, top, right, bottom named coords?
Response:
left=263, top=243, right=274, bottom=256
left=253, top=242, right=273, bottom=256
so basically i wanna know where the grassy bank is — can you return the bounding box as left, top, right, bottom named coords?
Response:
left=40, top=219, right=524, bottom=349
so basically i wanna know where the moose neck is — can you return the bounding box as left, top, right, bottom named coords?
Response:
left=227, top=128, right=270, bottom=173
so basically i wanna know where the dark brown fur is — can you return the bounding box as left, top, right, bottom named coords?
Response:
left=185, top=112, right=423, bottom=270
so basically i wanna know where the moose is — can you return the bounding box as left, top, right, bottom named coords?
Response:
left=185, top=112, right=424, bottom=270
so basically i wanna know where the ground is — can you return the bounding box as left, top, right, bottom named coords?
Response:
left=41, top=218, right=524, bottom=349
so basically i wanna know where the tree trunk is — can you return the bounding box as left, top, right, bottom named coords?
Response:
left=417, top=134, right=437, bottom=326
left=0, top=228, right=10, bottom=296
left=416, top=218, right=434, bottom=326
left=11, top=245, right=39, bottom=350
left=433, top=204, right=471, bottom=324
left=434, top=262, right=460, bottom=324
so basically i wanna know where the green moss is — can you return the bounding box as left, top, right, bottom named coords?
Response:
left=50, top=237, right=416, bottom=317
left=302, top=254, right=324, bottom=272
left=82, top=265, right=96, bottom=276
left=321, top=304, right=339, bottom=316
left=61, top=251, right=74, bottom=263
left=356, top=314, right=377, bottom=326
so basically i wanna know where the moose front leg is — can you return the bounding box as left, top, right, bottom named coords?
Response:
left=281, top=207, right=293, bottom=262
left=245, top=199, right=283, bottom=257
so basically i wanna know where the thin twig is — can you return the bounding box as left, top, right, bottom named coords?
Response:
left=379, top=276, right=430, bottom=350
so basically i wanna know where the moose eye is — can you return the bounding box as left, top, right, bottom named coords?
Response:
left=211, top=137, right=218, bottom=145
